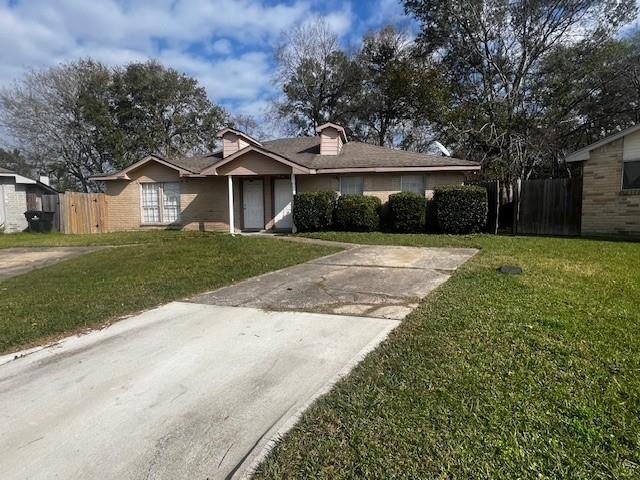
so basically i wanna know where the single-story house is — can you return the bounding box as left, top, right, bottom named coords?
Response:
left=567, top=124, right=640, bottom=237
left=0, top=167, right=57, bottom=233
left=93, top=123, right=481, bottom=233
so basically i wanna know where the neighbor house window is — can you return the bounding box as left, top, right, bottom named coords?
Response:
left=141, top=182, right=180, bottom=224
left=623, top=159, right=640, bottom=190
left=401, top=175, right=425, bottom=195
left=340, top=176, right=363, bottom=195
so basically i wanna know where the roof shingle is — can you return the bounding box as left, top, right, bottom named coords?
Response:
left=261, top=137, right=479, bottom=170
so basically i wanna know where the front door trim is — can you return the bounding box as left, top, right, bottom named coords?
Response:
left=242, top=178, right=264, bottom=231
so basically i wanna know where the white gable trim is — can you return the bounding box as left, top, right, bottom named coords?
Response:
left=201, top=145, right=312, bottom=175
left=90, top=155, right=192, bottom=181
left=0, top=173, right=37, bottom=184
left=566, top=124, right=640, bottom=163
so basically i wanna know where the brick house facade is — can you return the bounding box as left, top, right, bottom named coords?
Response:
left=94, top=123, right=481, bottom=233
left=567, top=125, right=640, bottom=237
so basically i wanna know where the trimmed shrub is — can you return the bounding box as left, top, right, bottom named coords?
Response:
left=434, top=185, right=488, bottom=233
left=334, top=194, right=381, bottom=232
left=425, top=198, right=439, bottom=232
left=387, top=192, right=426, bottom=233
left=292, top=190, right=337, bottom=232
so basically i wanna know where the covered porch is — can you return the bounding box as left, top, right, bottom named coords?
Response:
left=201, top=146, right=309, bottom=233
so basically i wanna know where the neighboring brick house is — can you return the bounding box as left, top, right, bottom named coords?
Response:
left=567, top=124, right=640, bottom=237
left=0, top=167, right=57, bottom=233
left=93, top=123, right=481, bottom=233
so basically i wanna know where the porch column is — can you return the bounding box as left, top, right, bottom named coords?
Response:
left=228, top=175, right=235, bottom=234
left=291, top=172, right=297, bottom=233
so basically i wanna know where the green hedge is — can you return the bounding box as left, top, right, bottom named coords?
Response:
left=387, top=192, right=426, bottom=233
left=292, top=191, right=337, bottom=232
left=334, top=194, right=381, bottom=232
left=434, top=185, right=488, bottom=233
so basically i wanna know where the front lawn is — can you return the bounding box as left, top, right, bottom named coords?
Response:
left=256, top=232, right=640, bottom=479
left=0, top=229, right=203, bottom=249
left=0, top=231, right=338, bottom=353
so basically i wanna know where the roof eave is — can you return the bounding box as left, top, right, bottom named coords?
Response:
left=566, top=150, right=590, bottom=163
left=0, top=172, right=37, bottom=184
left=566, top=123, right=640, bottom=163
left=315, top=165, right=481, bottom=174
left=201, top=145, right=312, bottom=175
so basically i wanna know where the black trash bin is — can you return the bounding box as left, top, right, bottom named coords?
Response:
left=24, top=211, right=55, bottom=233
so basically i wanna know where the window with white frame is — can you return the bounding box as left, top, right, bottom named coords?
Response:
left=340, top=176, right=363, bottom=195
left=401, top=175, right=425, bottom=195
left=140, top=182, right=180, bottom=224
left=623, top=159, right=640, bottom=190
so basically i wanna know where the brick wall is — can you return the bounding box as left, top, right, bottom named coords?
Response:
left=582, top=139, right=640, bottom=236
left=0, top=179, right=28, bottom=233
left=104, top=162, right=230, bottom=232
left=103, top=163, right=468, bottom=233
left=296, top=172, right=465, bottom=202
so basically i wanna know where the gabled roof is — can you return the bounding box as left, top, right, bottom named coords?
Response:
left=566, top=124, right=640, bottom=162
left=92, top=136, right=480, bottom=180
left=201, top=144, right=312, bottom=175
left=90, top=152, right=222, bottom=180
left=317, top=122, right=348, bottom=143
left=0, top=167, right=58, bottom=193
left=216, top=127, right=262, bottom=146
left=261, top=137, right=480, bottom=171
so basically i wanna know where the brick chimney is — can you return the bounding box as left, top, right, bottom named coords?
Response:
left=317, top=122, right=347, bottom=155
left=216, top=127, right=262, bottom=158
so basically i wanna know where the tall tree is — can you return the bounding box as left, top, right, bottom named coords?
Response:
left=354, top=25, right=448, bottom=147
left=0, top=59, right=229, bottom=191
left=0, top=148, right=32, bottom=177
left=0, top=59, right=113, bottom=191
left=404, top=0, right=638, bottom=181
left=231, top=113, right=268, bottom=140
left=110, top=61, right=228, bottom=165
left=273, top=18, right=361, bottom=136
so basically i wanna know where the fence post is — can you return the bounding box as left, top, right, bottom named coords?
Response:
left=512, top=178, right=521, bottom=235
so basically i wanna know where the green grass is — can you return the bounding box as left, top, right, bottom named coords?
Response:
left=0, top=231, right=338, bottom=353
left=256, top=232, right=640, bottom=479
left=0, top=230, right=208, bottom=248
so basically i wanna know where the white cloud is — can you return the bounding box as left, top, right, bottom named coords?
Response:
left=208, top=39, right=233, bottom=55
left=0, top=0, right=410, bottom=121
left=367, top=0, right=406, bottom=26
left=0, top=0, right=318, bottom=116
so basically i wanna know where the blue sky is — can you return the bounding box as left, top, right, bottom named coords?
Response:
left=2, top=0, right=638, bottom=122
left=0, top=0, right=415, bottom=118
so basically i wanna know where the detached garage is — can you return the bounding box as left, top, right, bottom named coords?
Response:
left=567, top=124, right=640, bottom=237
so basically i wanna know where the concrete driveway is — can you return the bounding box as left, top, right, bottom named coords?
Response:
left=0, top=247, right=101, bottom=281
left=191, top=245, right=478, bottom=319
left=0, top=242, right=476, bottom=479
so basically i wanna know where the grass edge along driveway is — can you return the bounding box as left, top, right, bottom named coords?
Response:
left=255, top=232, right=640, bottom=479
left=0, top=231, right=338, bottom=353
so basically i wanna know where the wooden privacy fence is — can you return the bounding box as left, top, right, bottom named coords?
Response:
left=514, top=178, right=583, bottom=236
left=464, top=177, right=582, bottom=236
left=42, top=192, right=109, bottom=234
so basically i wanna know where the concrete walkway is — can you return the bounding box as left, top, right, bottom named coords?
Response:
left=0, top=246, right=102, bottom=281
left=0, top=240, right=477, bottom=479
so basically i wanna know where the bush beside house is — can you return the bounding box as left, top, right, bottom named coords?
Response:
left=387, top=192, right=427, bottom=233
left=434, top=185, right=488, bottom=233
left=334, top=194, right=381, bottom=232
left=292, top=191, right=337, bottom=232
left=292, top=185, right=488, bottom=235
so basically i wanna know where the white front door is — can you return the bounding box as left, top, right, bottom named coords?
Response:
left=242, top=179, right=264, bottom=230
left=273, top=178, right=293, bottom=230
